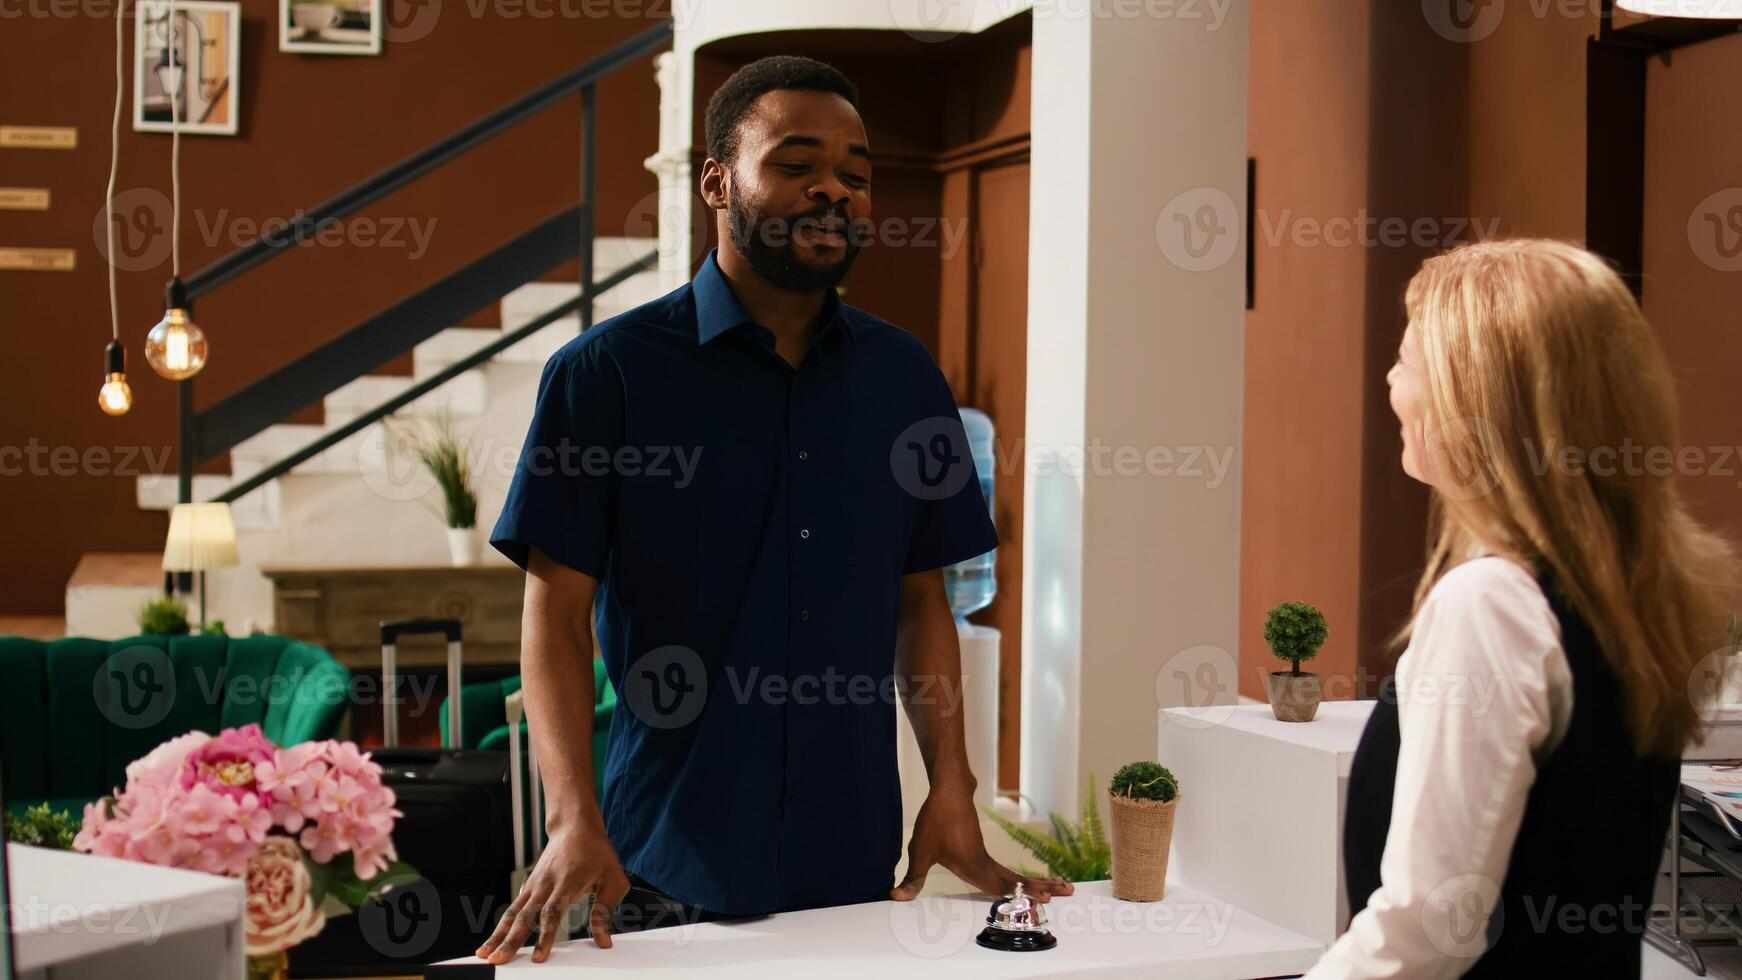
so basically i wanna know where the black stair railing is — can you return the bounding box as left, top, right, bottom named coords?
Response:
left=172, top=20, right=672, bottom=512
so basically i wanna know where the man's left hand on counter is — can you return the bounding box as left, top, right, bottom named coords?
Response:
left=890, top=780, right=1075, bottom=903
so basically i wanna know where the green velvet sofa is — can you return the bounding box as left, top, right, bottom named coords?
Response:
left=0, top=633, right=351, bottom=822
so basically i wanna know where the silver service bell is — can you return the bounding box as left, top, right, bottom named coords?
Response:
left=975, top=881, right=1058, bottom=952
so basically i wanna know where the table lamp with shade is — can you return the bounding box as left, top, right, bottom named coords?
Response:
left=161, top=502, right=238, bottom=630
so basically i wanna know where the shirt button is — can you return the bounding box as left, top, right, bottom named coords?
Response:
left=798, top=450, right=809, bottom=461
left=799, top=528, right=810, bottom=539
left=800, top=609, right=811, bottom=622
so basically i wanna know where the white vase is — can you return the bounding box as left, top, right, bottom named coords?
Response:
left=447, top=526, right=478, bottom=566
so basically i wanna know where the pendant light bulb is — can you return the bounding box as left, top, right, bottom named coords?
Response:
left=145, top=277, right=208, bottom=380
left=99, top=339, right=133, bottom=416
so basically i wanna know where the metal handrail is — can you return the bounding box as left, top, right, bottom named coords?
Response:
left=169, top=20, right=673, bottom=518
left=181, top=22, right=672, bottom=299
left=196, top=205, right=586, bottom=462
left=211, top=248, right=657, bottom=505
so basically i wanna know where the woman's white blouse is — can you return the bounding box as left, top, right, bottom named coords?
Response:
left=1303, top=556, right=1574, bottom=979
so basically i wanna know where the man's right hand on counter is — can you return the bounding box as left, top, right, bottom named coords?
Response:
left=475, top=819, right=631, bottom=965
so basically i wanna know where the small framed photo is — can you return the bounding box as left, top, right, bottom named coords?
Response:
left=133, top=0, right=241, bottom=136
left=279, top=0, right=382, bottom=55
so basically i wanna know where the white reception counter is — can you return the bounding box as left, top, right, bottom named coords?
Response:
left=442, top=880, right=1323, bottom=978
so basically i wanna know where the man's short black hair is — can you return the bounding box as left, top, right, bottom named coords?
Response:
left=705, top=55, right=859, bottom=167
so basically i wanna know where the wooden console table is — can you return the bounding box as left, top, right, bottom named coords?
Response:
left=262, top=563, right=527, bottom=670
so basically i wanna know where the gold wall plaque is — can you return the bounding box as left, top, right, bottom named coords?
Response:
left=0, top=127, right=77, bottom=150
left=0, top=248, right=76, bottom=271
left=0, top=188, right=49, bottom=210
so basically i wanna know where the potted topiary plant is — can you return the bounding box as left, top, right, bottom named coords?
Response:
left=1265, top=600, right=1328, bottom=722
left=1107, top=760, right=1179, bottom=902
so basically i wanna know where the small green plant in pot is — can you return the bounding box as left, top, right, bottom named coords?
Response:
left=388, top=410, right=479, bottom=565
left=1265, top=600, right=1328, bottom=722
left=137, top=595, right=190, bottom=636
left=1108, top=761, right=1180, bottom=902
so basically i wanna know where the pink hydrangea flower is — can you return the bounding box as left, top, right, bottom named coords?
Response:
left=180, top=723, right=275, bottom=800
left=75, top=726, right=404, bottom=949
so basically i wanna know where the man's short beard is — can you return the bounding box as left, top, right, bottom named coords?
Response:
left=726, top=174, right=860, bottom=294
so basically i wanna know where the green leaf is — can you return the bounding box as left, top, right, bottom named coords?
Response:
left=370, top=861, right=421, bottom=895
left=1049, top=812, right=1081, bottom=862
left=302, top=850, right=338, bottom=907
left=981, top=806, right=1079, bottom=879
left=1081, top=771, right=1108, bottom=863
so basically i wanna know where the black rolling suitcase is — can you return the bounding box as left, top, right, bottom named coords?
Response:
left=290, top=618, right=515, bottom=974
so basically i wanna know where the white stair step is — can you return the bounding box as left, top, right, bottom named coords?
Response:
left=415, top=325, right=558, bottom=377
left=231, top=423, right=379, bottom=478
left=501, top=269, right=665, bottom=333
left=410, top=274, right=660, bottom=379
left=590, top=236, right=660, bottom=274
left=325, top=369, right=488, bottom=425
left=135, top=473, right=280, bottom=530
left=65, top=552, right=164, bottom=639
left=413, top=327, right=502, bottom=377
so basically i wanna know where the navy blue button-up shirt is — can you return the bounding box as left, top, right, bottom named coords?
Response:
left=489, top=251, right=998, bottom=915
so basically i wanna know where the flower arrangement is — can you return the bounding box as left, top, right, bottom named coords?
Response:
left=73, top=724, right=411, bottom=967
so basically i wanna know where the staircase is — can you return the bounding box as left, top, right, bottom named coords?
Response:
left=58, top=21, right=677, bottom=639
left=66, top=240, right=665, bottom=637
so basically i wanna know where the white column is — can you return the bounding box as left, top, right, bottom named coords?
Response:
left=1021, top=2, right=1250, bottom=817
left=644, top=50, right=694, bottom=294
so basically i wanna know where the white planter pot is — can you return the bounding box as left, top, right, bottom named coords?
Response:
left=447, top=526, right=478, bottom=566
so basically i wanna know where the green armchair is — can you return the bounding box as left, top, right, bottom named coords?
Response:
left=0, top=633, right=351, bottom=822
left=438, top=659, right=615, bottom=802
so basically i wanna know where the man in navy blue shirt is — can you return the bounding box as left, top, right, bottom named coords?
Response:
left=475, top=55, right=1070, bottom=966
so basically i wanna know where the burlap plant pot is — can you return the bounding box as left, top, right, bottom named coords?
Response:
left=1108, top=792, right=1179, bottom=902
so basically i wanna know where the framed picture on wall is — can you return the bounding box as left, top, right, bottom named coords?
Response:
left=132, top=0, right=241, bottom=136
left=279, top=0, right=383, bottom=55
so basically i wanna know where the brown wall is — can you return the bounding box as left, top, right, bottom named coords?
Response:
left=1, top=7, right=663, bottom=615
left=1244, top=1, right=1740, bottom=696
left=1642, top=33, right=1742, bottom=543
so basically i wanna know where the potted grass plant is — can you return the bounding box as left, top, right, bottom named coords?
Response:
left=1108, top=761, right=1179, bottom=902
left=1265, top=600, right=1329, bottom=722
left=389, top=410, right=479, bottom=565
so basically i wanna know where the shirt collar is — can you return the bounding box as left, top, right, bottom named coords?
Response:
left=692, top=249, right=854, bottom=348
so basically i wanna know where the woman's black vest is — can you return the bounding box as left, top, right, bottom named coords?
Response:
left=1343, top=571, right=1679, bottom=977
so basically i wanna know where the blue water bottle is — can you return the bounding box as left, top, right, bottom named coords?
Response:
left=944, top=407, right=997, bottom=619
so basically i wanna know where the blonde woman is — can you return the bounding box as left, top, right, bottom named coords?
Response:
left=1306, top=239, right=1737, bottom=978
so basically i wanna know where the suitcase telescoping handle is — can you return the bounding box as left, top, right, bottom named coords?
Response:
left=378, top=617, right=463, bottom=750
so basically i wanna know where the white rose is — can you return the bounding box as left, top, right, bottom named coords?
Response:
left=243, top=836, right=326, bottom=956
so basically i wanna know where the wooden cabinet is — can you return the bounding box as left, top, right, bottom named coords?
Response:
left=262, top=564, right=526, bottom=670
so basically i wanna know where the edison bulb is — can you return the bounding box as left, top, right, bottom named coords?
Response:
left=145, top=307, right=208, bottom=380
left=99, top=374, right=133, bottom=415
